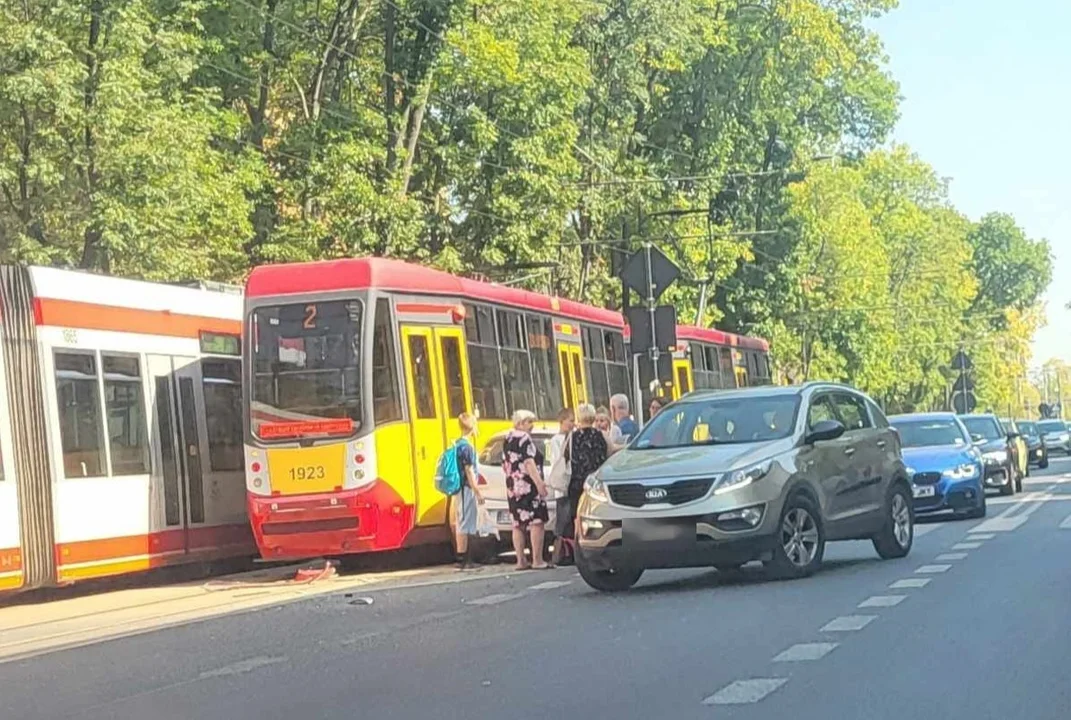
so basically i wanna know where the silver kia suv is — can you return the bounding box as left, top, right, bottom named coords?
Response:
left=575, top=383, right=913, bottom=591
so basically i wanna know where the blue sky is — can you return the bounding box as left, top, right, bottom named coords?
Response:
left=873, top=0, right=1071, bottom=366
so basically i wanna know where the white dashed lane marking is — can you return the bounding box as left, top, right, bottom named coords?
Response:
left=858, top=595, right=906, bottom=608
left=466, top=593, right=525, bottom=606
left=971, top=516, right=1027, bottom=533
left=1060, top=514, right=1071, bottom=529
left=890, top=578, right=931, bottom=589
left=773, top=643, right=838, bottom=662
left=916, top=564, right=952, bottom=574
left=821, top=615, right=877, bottom=632
left=967, top=533, right=996, bottom=540
left=703, top=678, right=788, bottom=705
left=913, top=524, right=941, bottom=537
left=936, top=552, right=968, bottom=561
left=198, top=656, right=288, bottom=680
left=528, top=580, right=572, bottom=591
left=952, top=542, right=982, bottom=550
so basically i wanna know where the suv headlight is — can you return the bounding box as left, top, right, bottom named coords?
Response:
left=584, top=474, right=609, bottom=503
left=943, top=463, right=979, bottom=480
left=714, top=461, right=772, bottom=496
left=982, top=450, right=1007, bottom=465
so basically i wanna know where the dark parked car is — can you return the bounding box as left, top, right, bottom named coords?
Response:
left=1015, top=420, right=1048, bottom=469
left=575, top=382, right=913, bottom=592
left=959, top=414, right=1021, bottom=496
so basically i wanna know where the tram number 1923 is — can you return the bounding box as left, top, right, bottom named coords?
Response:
left=289, top=466, right=326, bottom=481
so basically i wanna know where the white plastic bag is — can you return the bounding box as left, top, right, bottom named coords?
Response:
left=546, top=432, right=572, bottom=494
left=476, top=504, right=499, bottom=539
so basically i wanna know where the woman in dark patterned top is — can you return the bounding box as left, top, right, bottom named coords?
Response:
left=501, top=409, right=550, bottom=570
left=564, top=403, right=608, bottom=542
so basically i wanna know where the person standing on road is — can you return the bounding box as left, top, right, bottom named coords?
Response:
left=454, top=412, right=484, bottom=570
left=609, top=393, right=640, bottom=446
left=502, top=410, right=550, bottom=570
left=595, top=406, right=614, bottom=446
left=566, top=403, right=609, bottom=549
left=648, top=396, right=666, bottom=422
left=548, top=407, right=575, bottom=566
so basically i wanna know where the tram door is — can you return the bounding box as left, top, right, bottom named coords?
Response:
left=146, top=355, right=208, bottom=553
left=671, top=358, right=694, bottom=400
left=557, top=343, right=587, bottom=409
left=400, top=326, right=472, bottom=526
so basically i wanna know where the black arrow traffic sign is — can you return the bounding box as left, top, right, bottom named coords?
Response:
left=619, top=245, right=680, bottom=302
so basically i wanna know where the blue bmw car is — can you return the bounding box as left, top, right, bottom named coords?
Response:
left=889, top=412, right=986, bottom=519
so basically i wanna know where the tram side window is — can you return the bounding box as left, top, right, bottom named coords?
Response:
left=581, top=326, right=611, bottom=409
left=102, top=354, right=150, bottom=476
left=202, top=358, right=243, bottom=471
left=372, top=298, right=403, bottom=424
left=498, top=309, right=534, bottom=416
left=54, top=352, right=107, bottom=478
left=527, top=315, right=561, bottom=420
left=603, top=329, right=630, bottom=399
left=691, top=343, right=708, bottom=390
left=706, top=346, right=723, bottom=388
left=719, top=347, right=735, bottom=387
left=464, top=303, right=506, bottom=420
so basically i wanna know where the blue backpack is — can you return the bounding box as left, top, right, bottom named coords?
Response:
left=434, top=439, right=473, bottom=496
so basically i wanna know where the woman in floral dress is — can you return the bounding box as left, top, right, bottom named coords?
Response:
left=502, top=409, right=550, bottom=570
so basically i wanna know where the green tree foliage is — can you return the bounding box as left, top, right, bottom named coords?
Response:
left=0, top=0, right=1052, bottom=408
left=0, top=0, right=259, bottom=280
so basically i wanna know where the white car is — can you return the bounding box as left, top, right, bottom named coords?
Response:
left=476, top=430, right=561, bottom=551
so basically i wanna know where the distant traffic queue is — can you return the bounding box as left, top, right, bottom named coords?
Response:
left=0, top=257, right=770, bottom=592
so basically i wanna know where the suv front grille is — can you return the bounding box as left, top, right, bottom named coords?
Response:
left=913, top=472, right=941, bottom=485
left=608, top=477, right=715, bottom=508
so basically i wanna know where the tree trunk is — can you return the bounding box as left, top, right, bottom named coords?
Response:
left=245, top=0, right=279, bottom=262
left=398, top=70, right=433, bottom=197
left=384, top=0, right=397, bottom=171
left=80, top=0, right=107, bottom=271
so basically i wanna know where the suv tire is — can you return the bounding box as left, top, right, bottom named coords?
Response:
left=873, top=483, right=914, bottom=559
left=764, top=494, right=825, bottom=580
left=1039, top=454, right=1049, bottom=470
left=576, top=552, right=643, bottom=592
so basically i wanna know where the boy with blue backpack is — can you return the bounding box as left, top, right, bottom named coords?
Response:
left=435, top=412, right=483, bottom=569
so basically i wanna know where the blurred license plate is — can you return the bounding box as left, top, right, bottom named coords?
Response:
left=913, top=485, right=935, bottom=498
left=623, top=519, right=691, bottom=544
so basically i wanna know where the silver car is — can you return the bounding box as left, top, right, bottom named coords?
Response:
left=1037, top=419, right=1071, bottom=455
left=575, top=383, right=914, bottom=591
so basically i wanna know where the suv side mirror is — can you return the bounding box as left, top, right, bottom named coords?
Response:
left=805, top=419, right=845, bottom=444
left=1007, top=432, right=1020, bottom=440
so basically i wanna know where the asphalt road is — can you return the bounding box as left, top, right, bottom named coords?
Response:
left=5, top=460, right=1071, bottom=720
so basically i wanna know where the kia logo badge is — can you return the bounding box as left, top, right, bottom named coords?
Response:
left=645, top=487, right=668, bottom=501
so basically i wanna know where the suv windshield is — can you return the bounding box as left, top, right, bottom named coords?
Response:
left=960, top=416, right=1002, bottom=441
left=633, top=394, right=800, bottom=449
left=893, top=419, right=967, bottom=448
left=1038, top=420, right=1066, bottom=434
left=1018, top=421, right=1038, bottom=437
left=251, top=300, right=363, bottom=439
